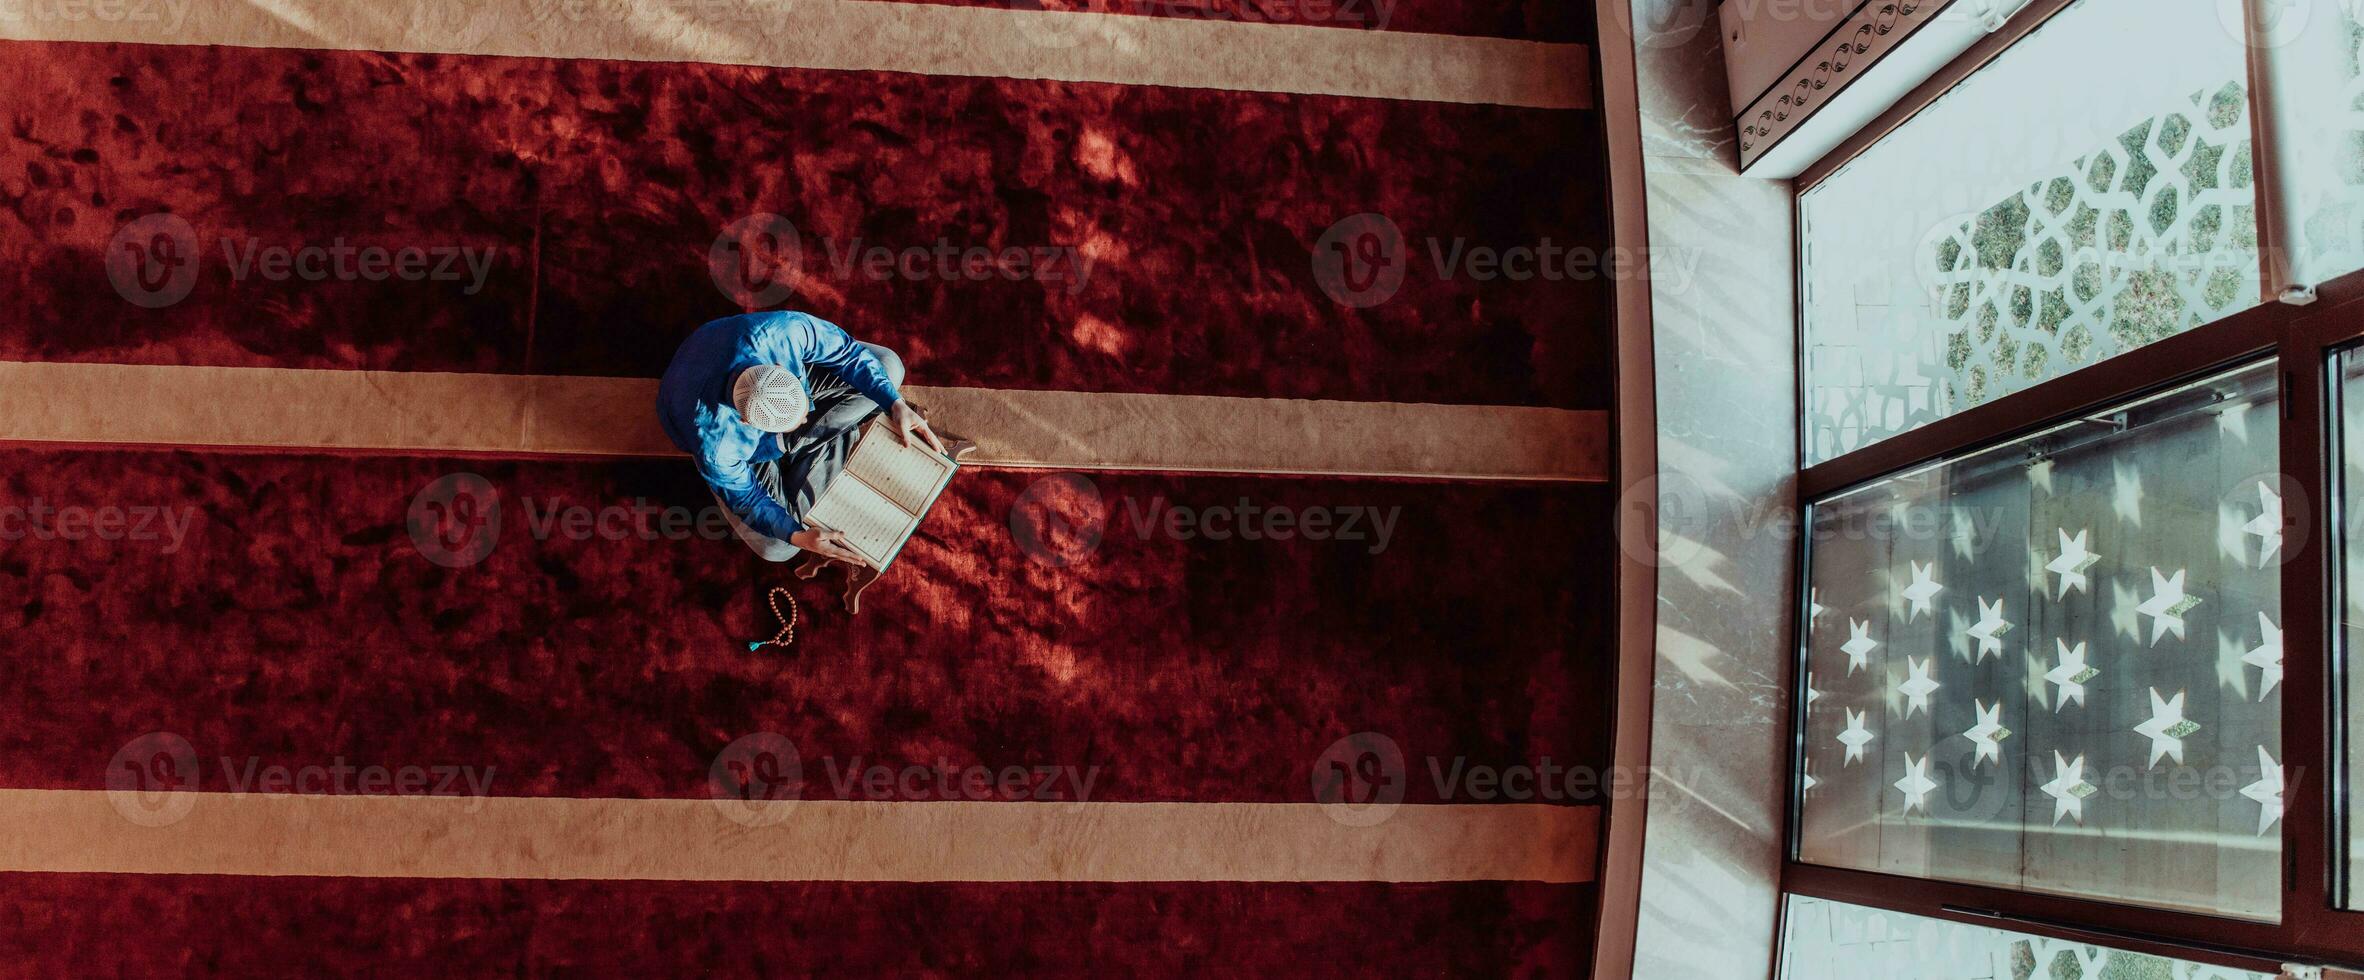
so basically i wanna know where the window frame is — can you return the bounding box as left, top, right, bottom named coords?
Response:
left=1775, top=0, right=2364, bottom=966
left=1782, top=256, right=2364, bottom=976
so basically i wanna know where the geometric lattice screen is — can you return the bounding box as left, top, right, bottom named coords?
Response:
left=1802, top=0, right=2263, bottom=463
left=1924, top=83, right=2256, bottom=410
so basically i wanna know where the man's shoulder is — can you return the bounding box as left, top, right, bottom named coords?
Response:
left=691, top=400, right=765, bottom=462
left=688, top=309, right=810, bottom=333
left=741, top=309, right=829, bottom=336
left=693, top=311, right=767, bottom=336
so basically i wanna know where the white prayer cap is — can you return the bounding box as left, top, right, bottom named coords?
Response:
left=732, top=365, right=810, bottom=432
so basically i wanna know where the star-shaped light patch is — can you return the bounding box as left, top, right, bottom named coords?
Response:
left=1962, top=699, right=2009, bottom=768
left=2135, top=567, right=2199, bottom=646
left=2040, top=751, right=2096, bottom=826
left=2241, top=745, right=2283, bottom=836
left=1900, top=561, right=1943, bottom=621
left=2022, top=650, right=2054, bottom=711
left=2132, top=687, right=2201, bottom=768
left=1896, top=657, right=1940, bottom=718
left=1837, top=708, right=1874, bottom=766
left=1840, top=619, right=1878, bottom=675
left=2242, top=482, right=2283, bottom=565
left=1963, top=596, right=2012, bottom=663
left=2112, top=459, right=2144, bottom=528
left=1950, top=514, right=1980, bottom=560
left=2109, top=580, right=2143, bottom=642
left=2215, top=630, right=2255, bottom=701
left=2217, top=400, right=2252, bottom=443
left=2044, top=639, right=2098, bottom=711
left=2243, top=612, right=2283, bottom=700
left=2044, top=528, right=2099, bottom=599
left=1894, top=753, right=1939, bottom=815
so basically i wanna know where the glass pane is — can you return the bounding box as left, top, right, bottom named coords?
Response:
left=1777, top=894, right=2278, bottom=979
left=2260, top=0, right=2364, bottom=289
left=2338, top=347, right=2364, bottom=910
left=1795, top=361, right=2283, bottom=919
left=1801, top=0, right=2262, bottom=464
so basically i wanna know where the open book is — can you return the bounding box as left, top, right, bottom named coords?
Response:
left=800, top=416, right=960, bottom=571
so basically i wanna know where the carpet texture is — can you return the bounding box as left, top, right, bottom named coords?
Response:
left=0, top=874, right=1597, bottom=975
left=0, top=0, right=1619, bottom=970
left=845, top=0, right=1595, bottom=41
left=0, top=446, right=1613, bottom=803
left=0, top=42, right=1614, bottom=408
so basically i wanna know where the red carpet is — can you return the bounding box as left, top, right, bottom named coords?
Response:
left=0, top=42, right=1613, bottom=408
left=0, top=874, right=1594, bottom=975
left=0, top=446, right=1612, bottom=803
left=0, top=0, right=1617, bottom=971
left=846, top=0, right=1593, bottom=41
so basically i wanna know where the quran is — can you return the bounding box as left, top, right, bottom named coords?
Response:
left=801, top=416, right=960, bottom=571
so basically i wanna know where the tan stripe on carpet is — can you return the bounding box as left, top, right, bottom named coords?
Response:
left=1, top=790, right=1596, bottom=883
left=0, top=0, right=1590, bottom=110
left=0, top=361, right=1609, bottom=482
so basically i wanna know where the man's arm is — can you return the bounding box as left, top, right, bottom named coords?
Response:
left=768, top=313, right=901, bottom=407
left=699, top=449, right=802, bottom=542
left=757, top=312, right=945, bottom=454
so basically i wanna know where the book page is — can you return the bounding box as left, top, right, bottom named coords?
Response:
left=843, top=419, right=954, bottom=515
left=803, top=474, right=911, bottom=568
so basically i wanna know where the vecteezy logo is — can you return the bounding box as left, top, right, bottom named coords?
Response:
left=106, top=731, right=201, bottom=827
left=708, top=732, right=804, bottom=827
left=1310, top=731, right=1405, bottom=827
left=106, top=213, right=200, bottom=309
left=710, top=212, right=804, bottom=309
left=2223, top=469, right=2304, bottom=569
left=1009, top=473, right=1106, bottom=568
left=1311, top=212, right=1406, bottom=309
left=1617, top=471, right=1709, bottom=570
left=1623, top=0, right=1714, bottom=49
left=406, top=472, right=502, bottom=568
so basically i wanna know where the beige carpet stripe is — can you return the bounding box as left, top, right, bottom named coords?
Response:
left=0, top=0, right=1591, bottom=109
left=0, top=361, right=1609, bottom=482
left=0, top=791, right=1596, bottom=883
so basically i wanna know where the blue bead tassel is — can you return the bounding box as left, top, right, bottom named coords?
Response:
left=747, top=586, right=799, bottom=652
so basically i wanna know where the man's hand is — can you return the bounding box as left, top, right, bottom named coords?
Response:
left=887, top=398, right=949, bottom=456
left=790, top=527, right=871, bottom=567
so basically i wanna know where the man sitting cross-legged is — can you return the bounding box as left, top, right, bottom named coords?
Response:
left=656, top=310, right=946, bottom=566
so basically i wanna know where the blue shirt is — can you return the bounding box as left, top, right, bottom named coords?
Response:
left=657, top=311, right=902, bottom=541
